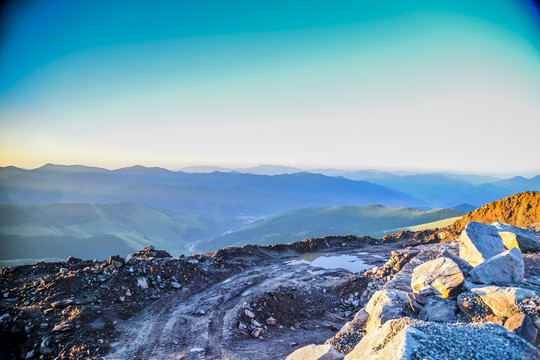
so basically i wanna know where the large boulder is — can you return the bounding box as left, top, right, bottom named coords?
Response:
left=286, top=344, right=344, bottom=360
left=492, top=222, right=540, bottom=252
left=344, top=319, right=540, bottom=360
left=365, top=289, right=411, bottom=332
left=410, top=257, right=464, bottom=298
left=459, top=222, right=505, bottom=266
left=468, top=247, right=524, bottom=284
left=471, top=286, right=539, bottom=317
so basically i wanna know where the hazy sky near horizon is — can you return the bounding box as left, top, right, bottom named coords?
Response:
left=1, top=0, right=540, bottom=174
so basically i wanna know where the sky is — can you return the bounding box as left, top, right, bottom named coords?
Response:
left=1, top=0, right=540, bottom=174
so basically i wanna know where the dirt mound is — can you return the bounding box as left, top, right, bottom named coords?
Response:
left=131, top=246, right=172, bottom=259
left=0, top=253, right=234, bottom=360
left=206, top=235, right=381, bottom=262
left=445, top=191, right=540, bottom=236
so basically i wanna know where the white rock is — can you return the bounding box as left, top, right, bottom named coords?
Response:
left=469, top=247, right=524, bottom=284
left=459, top=222, right=505, bottom=266
left=492, top=222, right=540, bottom=252
left=344, top=318, right=421, bottom=360
left=286, top=344, right=344, bottom=360
left=137, top=277, right=149, bottom=289
left=365, top=289, right=410, bottom=332
left=411, top=257, right=464, bottom=298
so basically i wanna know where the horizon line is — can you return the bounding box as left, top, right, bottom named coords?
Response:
left=2, top=162, right=539, bottom=178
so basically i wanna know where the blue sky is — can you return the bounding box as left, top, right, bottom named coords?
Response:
left=1, top=0, right=540, bottom=173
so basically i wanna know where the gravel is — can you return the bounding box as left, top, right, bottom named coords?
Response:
left=409, top=321, right=540, bottom=360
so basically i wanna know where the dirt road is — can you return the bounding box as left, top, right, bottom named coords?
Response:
left=106, top=248, right=390, bottom=360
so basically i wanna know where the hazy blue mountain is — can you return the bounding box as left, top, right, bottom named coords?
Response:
left=2, top=164, right=536, bottom=220
left=494, top=175, right=540, bottom=188
left=451, top=203, right=478, bottom=213
left=195, top=205, right=464, bottom=252
left=162, top=172, right=422, bottom=206
left=0, top=165, right=425, bottom=217
left=359, top=173, right=534, bottom=208
left=177, top=165, right=235, bottom=173
left=0, top=202, right=237, bottom=262
left=433, top=173, right=502, bottom=185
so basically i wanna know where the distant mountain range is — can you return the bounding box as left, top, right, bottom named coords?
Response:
left=176, top=165, right=539, bottom=208
left=3, top=164, right=538, bottom=211
left=195, top=205, right=464, bottom=252
left=0, top=164, right=424, bottom=217
left=0, top=164, right=538, bottom=265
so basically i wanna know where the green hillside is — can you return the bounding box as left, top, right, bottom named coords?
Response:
left=196, top=205, right=464, bottom=252
left=0, top=202, right=236, bottom=263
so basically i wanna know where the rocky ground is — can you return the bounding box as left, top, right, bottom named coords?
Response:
left=289, top=221, right=540, bottom=360
left=1, top=236, right=403, bottom=360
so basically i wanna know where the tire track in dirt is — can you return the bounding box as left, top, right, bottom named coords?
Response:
left=105, top=249, right=388, bottom=360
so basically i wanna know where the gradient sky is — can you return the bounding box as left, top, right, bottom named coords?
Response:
left=1, top=0, right=540, bottom=173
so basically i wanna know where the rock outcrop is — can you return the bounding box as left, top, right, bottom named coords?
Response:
left=417, top=297, right=456, bottom=322
left=445, top=191, right=540, bottom=236
left=308, top=216, right=540, bottom=360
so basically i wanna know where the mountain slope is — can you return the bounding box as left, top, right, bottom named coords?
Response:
left=196, top=205, right=464, bottom=252
left=0, top=202, right=235, bottom=262
left=445, top=191, right=540, bottom=234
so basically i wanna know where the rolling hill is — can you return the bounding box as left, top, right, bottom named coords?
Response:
left=195, top=205, right=464, bottom=252
left=0, top=202, right=236, bottom=265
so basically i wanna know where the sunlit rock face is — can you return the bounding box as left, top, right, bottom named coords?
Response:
left=492, top=222, right=540, bottom=252
left=459, top=222, right=505, bottom=266
left=365, top=289, right=411, bottom=332
left=470, top=286, right=539, bottom=317
left=469, top=247, right=524, bottom=284
left=410, top=257, right=464, bottom=299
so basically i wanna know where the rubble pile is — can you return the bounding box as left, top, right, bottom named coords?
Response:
left=0, top=247, right=240, bottom=359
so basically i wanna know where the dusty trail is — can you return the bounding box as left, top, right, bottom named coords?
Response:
left=105, top=248, right=390, bottom=360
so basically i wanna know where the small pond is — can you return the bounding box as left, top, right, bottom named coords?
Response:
left=291, top=252, right=382, bottom=273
